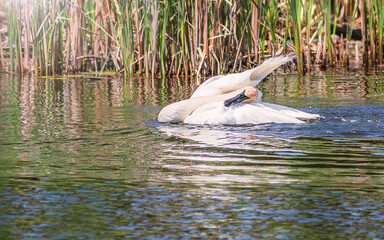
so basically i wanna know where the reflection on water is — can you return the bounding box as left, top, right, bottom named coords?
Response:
left=157, top=124, right=299, bottom=185
left=261, top=70, right=384, bottom=108
left=0, top=71, right=384, bottom=239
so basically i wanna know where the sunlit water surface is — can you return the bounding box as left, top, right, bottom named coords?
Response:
left=1, top=70, right=384, bottom=239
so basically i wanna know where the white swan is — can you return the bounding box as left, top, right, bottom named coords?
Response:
left=158, top=86, right=320, bottom=124
left=158, top=55, right=320, bottom=125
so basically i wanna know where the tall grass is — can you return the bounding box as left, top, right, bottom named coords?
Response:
left=373, top=0, right=384, bottom=65
left=6, top=0, right=20, bottom=73
left=1, top=0, right=384, bottom=77
left=289, top=0, right=303, bottom=73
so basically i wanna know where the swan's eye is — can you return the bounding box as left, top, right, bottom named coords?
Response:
left=224, top=90, right=250, bottom=107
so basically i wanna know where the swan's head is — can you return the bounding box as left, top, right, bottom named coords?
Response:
left=224, top=86, right=258, bottom=107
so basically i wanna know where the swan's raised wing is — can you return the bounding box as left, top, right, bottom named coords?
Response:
left=190, top=55, right=293, bottom=99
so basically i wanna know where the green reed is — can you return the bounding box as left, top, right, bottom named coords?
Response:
left=289, top=0, right=303, bottom=73
left=266, top=0, right=279, bottom=46
left=373, top=0, right=384, bottom=65
left=112, top=1, right=134, bottom=76
left=320, top=0, right=333, bottom=65
left=6, top=0, right=19, bottom=73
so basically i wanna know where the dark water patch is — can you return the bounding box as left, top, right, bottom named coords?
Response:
left=1, top=182, right=384, bottom=239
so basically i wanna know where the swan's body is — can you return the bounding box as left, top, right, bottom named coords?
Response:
left=157, top=55, right=320, bottom=125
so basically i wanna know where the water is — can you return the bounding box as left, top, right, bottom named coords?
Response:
left=0, top=71, right=384, bottom=239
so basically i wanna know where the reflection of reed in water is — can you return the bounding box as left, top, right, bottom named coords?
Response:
left=64, top=80, right=84, bottom=123
left=137, top=78, right=156, bottom=105
left=9, top=73, right=383, bottom=143
left=260, top=73, right=382, bottom=104
left=107, top=78, right=124, bottom=107
left=19, top=77, right=36, bottom=139
left=135, top=77, right=195, bottom=105
left=59, top=79, right=87, bottom=155
left=16, top=77, right=39, bottom=167
left=11, top=76, right=176, bottom=136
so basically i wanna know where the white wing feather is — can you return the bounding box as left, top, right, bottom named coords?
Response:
left=190, top=55, right=292, bottom=98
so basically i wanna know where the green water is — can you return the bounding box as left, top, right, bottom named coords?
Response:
left=0, top=72, right=384, bottom=239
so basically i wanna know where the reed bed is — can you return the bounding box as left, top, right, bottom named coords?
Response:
left=0, top=0, right=383, bottom=76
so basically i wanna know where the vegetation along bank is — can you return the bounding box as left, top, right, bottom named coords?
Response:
left=0, top=0, right=383, bottom=77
